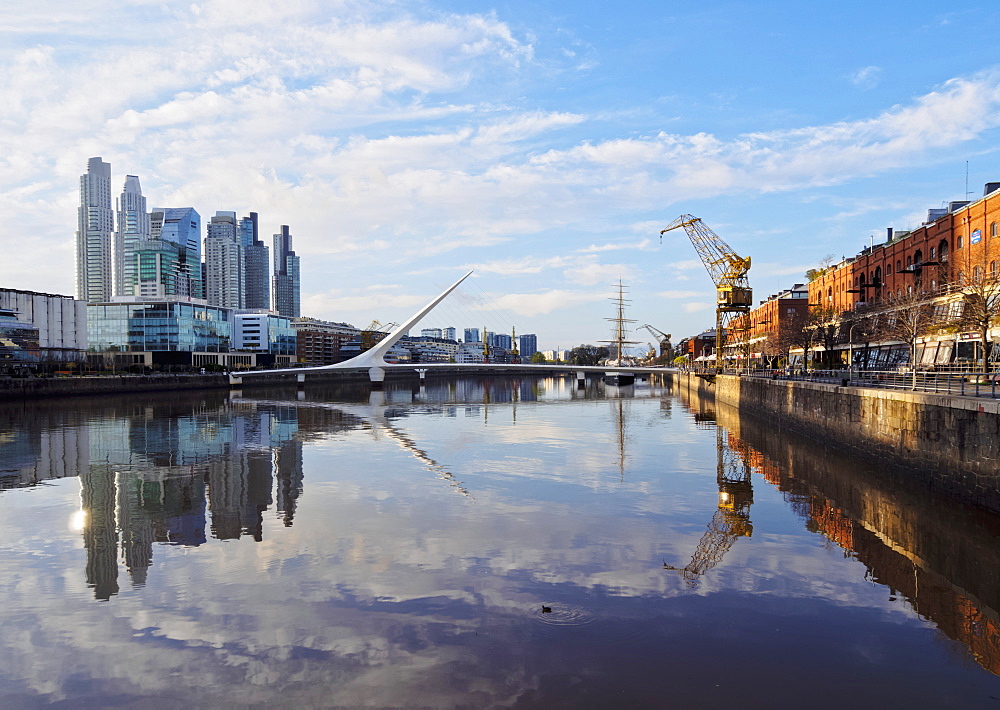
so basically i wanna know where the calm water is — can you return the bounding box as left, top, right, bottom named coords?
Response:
left=2, top=376, right=1000, bottom=708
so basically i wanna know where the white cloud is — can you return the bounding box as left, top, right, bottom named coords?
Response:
left=850, top=65, right=882, bottom=90
left=683, top=302, right=713, bottom=313
left=490, top=289, right=604, bottom=316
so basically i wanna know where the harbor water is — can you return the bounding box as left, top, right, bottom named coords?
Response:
left=2, top=376, right=1000, bottom=708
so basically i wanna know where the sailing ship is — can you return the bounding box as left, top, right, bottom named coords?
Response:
left=600, top=281, right=641, bottom=386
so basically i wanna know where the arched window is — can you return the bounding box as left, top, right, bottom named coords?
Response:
left=939, top=240, right=949, bottom=262
left=913, top=249, right=922, bottom=264
left=931, top=279, right=937, bottom=290
left=854, top=276, right=859, bottom=286
left=992, top=261, right=998, bottom=279
left=907, top=285, right=913, bottom=295
left=957, top=234, right=964, bottom=249
left=992, top=222, right=998, bottom=238
left=974, top=265, right=984, bottom=282
left=827, top=287, right=833, bottom=303
left=958, top=270, right=966, bottom=284
left=896, top=259, right=902, bottom=272
left=874, top=266, right=882, bottom=284
left=897, top=288, right=902, bottom=297
left=930, top=246, right=936, bottom=259
left=906, top=255, right=912, bottom=267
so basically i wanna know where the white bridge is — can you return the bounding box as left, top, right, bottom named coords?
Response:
left=229, top=270, right=673, bottom=388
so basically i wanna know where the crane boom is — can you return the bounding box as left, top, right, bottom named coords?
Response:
left=660, top=215, right=751, bottom=291
left=660, top=215, right=752, bottom=367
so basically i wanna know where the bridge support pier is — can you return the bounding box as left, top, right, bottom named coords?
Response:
left=416, top=368, right=428, bottom=381
left=369, top=366, right=386, bottom=390
left=576, top=371, right=586, bottom=389
left=229, top=374, right=242, bottom=388
left=296, top=373, right=305, bottom=389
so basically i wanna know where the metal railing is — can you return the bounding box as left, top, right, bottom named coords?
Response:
left=736, top=367, right=1000, bottom=398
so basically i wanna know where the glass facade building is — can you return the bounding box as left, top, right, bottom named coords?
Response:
left=0, top=308, right=40, bottom=364
left=88, top=301, right=232, bottom=353
left=272, top=225, right=300, bottom=318
left=150, top=208, right=202, bottom=299
left=239, top=213, right=270, bottom=311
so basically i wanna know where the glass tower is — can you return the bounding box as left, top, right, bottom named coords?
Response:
left=150, top=208, right=202, bottom=299
left=239, top=212, right=270, bottom=310
left=76, top=157, right=114, bottom=303
left=272, top=225, right=300, bottom=318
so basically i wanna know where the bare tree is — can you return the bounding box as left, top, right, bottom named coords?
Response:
left=952, top=271, right=1000, bottom=372
left=876, top=290, right=941, bottom=385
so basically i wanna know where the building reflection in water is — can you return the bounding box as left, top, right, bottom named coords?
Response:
left=0, top=395, right=307, bottom=600
left=673, top=384, right=1000, bottom=676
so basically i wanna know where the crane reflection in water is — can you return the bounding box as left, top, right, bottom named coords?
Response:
left=663, top=407, right=753, bottom=585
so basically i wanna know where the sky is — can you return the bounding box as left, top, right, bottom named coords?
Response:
left=4, top=1, right=1000, bottom=351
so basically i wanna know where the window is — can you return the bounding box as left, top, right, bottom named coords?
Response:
left=930, top=246, right=936, bottom=259
left=992, top=222, right=998, bottom=238
left=992, top=261, right=998, bottom=279
left=957, top=234, right=964, bottom=249
left=896, top=260, right=902, bottom=272
left=974, top=265, right=984, bottom=282
left=906, top=255, right=912, bottom=267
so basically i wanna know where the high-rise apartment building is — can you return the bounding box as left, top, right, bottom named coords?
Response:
left=272, top=225, right=300, bottom=317
left=239, top=212, right=269, bottom=310
left=151, top=208, right=203, bottom=298
left=113, top=175, right=150, bottom=296
left=205, top=211, right=243, bottom=308
left=464, top=327, right=479, bottom=343
left=519, top=333, right=538, bottom=358
left=76, top=157, right=114, bottom=303
left=443, top=327, right=456, bottom=341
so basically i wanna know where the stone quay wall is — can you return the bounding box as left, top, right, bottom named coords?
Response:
left=669, top=371, right=1000, bottom=510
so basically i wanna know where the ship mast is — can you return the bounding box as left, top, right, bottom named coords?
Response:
left=600, top=280, right=639, bottom=361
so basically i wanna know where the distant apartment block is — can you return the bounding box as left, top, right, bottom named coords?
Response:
left=293, top=317, right=359, bottom=365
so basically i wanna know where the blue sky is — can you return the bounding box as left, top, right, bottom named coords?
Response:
left=3, top=1, right=1000, bottom=350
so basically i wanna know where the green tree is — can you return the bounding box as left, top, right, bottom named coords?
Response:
left=568, top=344, right=610, bottom=365
left=529, top=351, right=547, bottom=363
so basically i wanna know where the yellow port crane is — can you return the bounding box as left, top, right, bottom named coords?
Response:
left=660, top=215, right=752, bottom=368
left=360, top=320, right=399, bottom=350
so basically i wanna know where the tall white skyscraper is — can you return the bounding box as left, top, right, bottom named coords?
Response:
left=76, top=157, right=114, bottom=303
left=205, top=211, right=243, bottom=308
left=113, top=175, right=150, bottom=296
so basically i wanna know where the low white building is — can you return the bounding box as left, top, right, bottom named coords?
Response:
left=0, top=288, right=87, bottom=362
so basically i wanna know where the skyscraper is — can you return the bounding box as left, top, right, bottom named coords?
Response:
left=150, top=208, right=202, bottom=298
left=519, top=333, right=538, bottom=358
left=113, top=175, right=150, bottom=297
left=239, top=212, right=270, bottom=310
left=205, top=211, right=243, bottom=308
left=464, top=328, right=479, bottom=343
left=272, top=225, right=299, bottom=317
left=76, top=157, right=114, bottom=303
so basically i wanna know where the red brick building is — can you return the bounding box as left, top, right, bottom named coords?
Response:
left=810, top=183, right=1000, bottom=312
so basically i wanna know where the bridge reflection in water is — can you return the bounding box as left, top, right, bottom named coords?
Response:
left=2, top=376, right=1000, bottom=700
